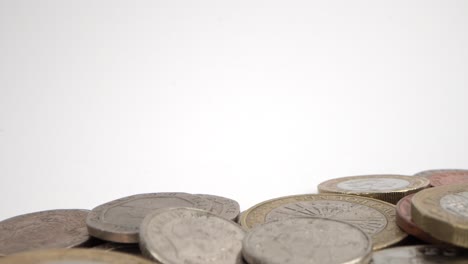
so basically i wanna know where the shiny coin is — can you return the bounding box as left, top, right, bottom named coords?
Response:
left=0, top=248, right=153, bottom=264
left=413, top=169, right=468, bottom=187
left=395, top=194, right=440, bottom=244
left=94, top=242, right=142, bottom=256
left=196, top=194, right=240, bottom=222
left=139, top=207, right=245, bottom=264
left=371, top=245, right=468, bottom=263
left=317, top=174, right=430, bottom=204
left=0, top=209, right=91, bottom=256
left=412, top=183, right=468, bottom=248
left=240, top=194, right=406, bottom=250
left=242, top=217, right=372, bottom=264
left=86, top=193, right=212, bottom=243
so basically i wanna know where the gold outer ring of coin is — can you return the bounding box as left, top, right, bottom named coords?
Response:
left=240, top=193, right=407, bottom=250
left=317, top=174, right=430, bottom=204
left=0, top=248, right=154, bottom=264
left=412, top=183, right=468, bottom=248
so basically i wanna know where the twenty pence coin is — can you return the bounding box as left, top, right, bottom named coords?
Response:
left=413, top=169, right=468, bottom=187
left=0, top=209, right=91, bottom=256
left=371, top=245, right=468, bottom=264
left=240, top=194, right=407, bottom=250
left=0, top=248, right=153, bottom=264
left=196, top=194, right=240, bottom=222
left=86, top=193, right=212, bottom=243
left=139, top=207, right=245, bottom=264
left=412, top=184, right=468, bottom=247
left=317, top=174, right=430, bottom=204
left=242, top=217, right=372, bottom=264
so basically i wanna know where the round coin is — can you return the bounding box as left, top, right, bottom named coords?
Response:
left=86, top=193, right=212, bottom=243
left=139, top=207, right=245, bottom=264
left=0, top=248, right=153, bottom=264
left=395, top=194, right=440, bottom=244
left=317, top=174, right=430, bottom=204
left=371, top=245, right=468, bottom=264
left=196, top=194, right=240, bottom=222
left=240, top=194, right=407, bottom=250
left=0, top=209, right=91, bottom=256
left=94, top=242, right=142, bottom=256
left=242, top=217, right=372, bottom=264
left=413, top=169, right=468, bottom=187
left=412, top=183, right=468, bottom=248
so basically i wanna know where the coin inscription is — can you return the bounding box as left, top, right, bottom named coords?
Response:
left=440, top=192, right=468, bottom=218
left=337, top=178, right=410, bottom=191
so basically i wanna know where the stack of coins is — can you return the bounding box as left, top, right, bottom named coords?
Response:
left=1, top=169, right=468, bottom=263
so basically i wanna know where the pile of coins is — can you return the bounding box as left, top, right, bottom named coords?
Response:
left=1, top=169, right=468, bottom=263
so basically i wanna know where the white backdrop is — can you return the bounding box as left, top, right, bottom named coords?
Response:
left=1, top=0, right=468, bottom=221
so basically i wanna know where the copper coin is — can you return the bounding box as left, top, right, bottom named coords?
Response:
left=396, top=194, right=440, bottom=244
left=0, top=209, right=91, bottom=256
left=86, top=193, right=212, bottom=243
left=414, top=169, right=468, bottom=187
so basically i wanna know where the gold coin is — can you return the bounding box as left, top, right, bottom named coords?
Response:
left=412, top=183, right=468, bottom=248
left=240, top=194, right=407, bottom=250
left=0, top=248, right=153, bottom=264
left=317, top=174, right=430, bottom=204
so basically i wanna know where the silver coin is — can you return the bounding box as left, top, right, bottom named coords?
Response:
left=196, top=194, right=240, bottom=222
left=86, top=193, right=212, bottom=243
left=371, top=245, right=468, bottom=264
left=139, top=207, right=245, bottom=264
left=242, top=217, right=372, bottom=264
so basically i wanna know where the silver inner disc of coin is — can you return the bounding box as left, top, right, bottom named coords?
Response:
left=337, top=178, right=410, bottom=191
left=440, top=191, right=468, bottom=218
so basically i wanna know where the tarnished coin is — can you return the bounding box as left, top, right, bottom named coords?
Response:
left=395, top=194, right=440, bottom=244
left=412, top=184, right=468, bottom=248
left=240, top=194, right=407, bottom=250
left=414, top=169, right=468, bottom=187
left=0, top=209, right=91, bottom=256
left=94, top=242, right=142, bottom=256
left=371, top=245, right=468, bottom=263
left=0, top=248, right=153, bottom=264
left=243, top=217, right=372, bottom=264
left=139, top=207, right=245, bottom=264
left=86, top=193, right=212, bottom=243
left=196, top=194, right=240, bottom=222
left=318, top=174, right=430, bottom=204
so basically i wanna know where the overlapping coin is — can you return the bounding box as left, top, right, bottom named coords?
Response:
left=414, top=169, right=468, bottom=187
left=196, top=194, right=240, bottom=222
left=371, top=245, right=468, bottom=263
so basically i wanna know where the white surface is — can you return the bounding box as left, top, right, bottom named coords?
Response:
left=1, top=0, right=468, bottom=221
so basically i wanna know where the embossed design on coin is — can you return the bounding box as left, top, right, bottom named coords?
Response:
left=0, top=248, right=154, bottom=264
left=86, top=193, right=212, bottom=243
left=371, top=245, right=468, bottom=264
left=240, top=194, right=407, bottom=250
left=0, top=209, right=91, bottom=256
left=440, top=192, right=468, bottom=217
left=242, top=218, right=372, bottom=264
left=139, top=207, right=245, bottom=264
left=337, top=178, right=410, bottom=191
left=414, top=169, right=468, bottom=186
left=196, top=194, right=240, bottom=222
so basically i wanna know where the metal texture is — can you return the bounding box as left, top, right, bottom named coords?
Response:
left=371, top=245, right=468, bottom=264
left=196, top=194, right=240, bottom=222
left=0, top=209, right=91, bottom=256
left=242, top=217, right=372, bottom=264
left=139, top=207, right=245, bottom=264
left=86, top=193, right=212, bottom=243
left=318, top=174, right=430, bottom=204
left=414, top=169, right=468, bottom=187
left=94, top=242, right=142, bottom=256
left=240, top=194, right=407, bottom=250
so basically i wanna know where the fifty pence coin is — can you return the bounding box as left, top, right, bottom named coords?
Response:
left=0, top=248, right=153, bottom=264
left=371, top=245, right=468, bottom=264
left=242, top=217, right=372, bottom=264
left=240, top=194, right=407, bottom=250
left=0, top=209, right=91, bottom=256
left=412, top=184, right=468, bottom=248
left=86, top=193, right=212, bottom=243
left=317, top=174, right=430, bottom=204
left=196, top=194, right=240, bottom=222
left=413, top=169, right=468, bottom=187
left=139, top=207, right=246, bottom=264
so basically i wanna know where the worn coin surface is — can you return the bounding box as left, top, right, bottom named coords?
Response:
left=94, top=242, right=142, bottom=256
left=243, top=217, right=372, bottom=264
left=413, top=169, right=468, bottom=187
left=0, top=209, right=91, bottom=256
left=139, top=207, right=245, bottom=264
left=371, top=245, right=468, bottom=264
left=318, top=175, right=430, bottom=204
left=0, top=248, right=153, bottom=264
left=86, top=193, right=212, bottom=243
left=412, top=184, right=468, bottom=248
left=240, top=194, right=407, bottom=250
left=196, top=194, right=240, bottom=222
